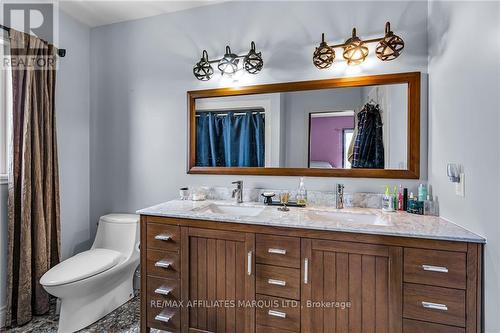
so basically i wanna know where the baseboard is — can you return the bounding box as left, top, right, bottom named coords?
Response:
left=0, top=305, right=6, bottom=328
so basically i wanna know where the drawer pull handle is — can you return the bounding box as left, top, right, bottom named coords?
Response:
left=268, top=279, right=286, bottom=286
left=154, top=234, right=171, bottom=241
left=154, top=313, right=172, bottom=323
left=422, top=301, right=448, bottom=311
left=154, top=287, right=172, bottom=296
left=268, top=310, right=287, bottom=318
left=422, top=264, right=449, bottom=273
left=268, top=248, right=287, bottom=255
left=154, top=260, right=171, bottom=269
left=247, top=251, right=253, bottom=276
left=304, top=258, right=309, bottom=284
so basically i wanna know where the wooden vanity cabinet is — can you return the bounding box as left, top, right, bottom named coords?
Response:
left=140, top=216, right=482, bottom=333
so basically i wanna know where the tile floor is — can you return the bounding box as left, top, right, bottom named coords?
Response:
left=1, top=296, right=140, bottom=333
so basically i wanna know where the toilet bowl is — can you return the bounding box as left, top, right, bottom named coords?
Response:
left=40, top=214, right=140, bottom=333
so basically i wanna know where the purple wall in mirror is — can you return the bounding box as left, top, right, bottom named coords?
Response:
left=310, top=115, right=355, bottom=168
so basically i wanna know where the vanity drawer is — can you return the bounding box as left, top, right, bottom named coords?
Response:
left=146, top=249, right=180, bottom=279
left=147, top=304, right=181, bottom=332
left=404, top=248, right=466, bottom=289
left=403, top=283, right=465, bottom=327
left=403, top=319, right=465, bottom=333
left=147, top=276, right=180, bottom=301
left=256, top=234, right=300, bottom=268
left=256, top=325, right=297, bottom=333
left=146, top=222, right=180, bottom=251
left=256, top=264, right=300, bottom=300
left=256, top=295, right=300, bottom=332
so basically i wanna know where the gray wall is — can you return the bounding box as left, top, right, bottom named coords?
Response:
left=56, top=11, right=91, bottom=259
left=89, top=1, right=428, bottom=241
left=427, top=1, right=500, bottom=332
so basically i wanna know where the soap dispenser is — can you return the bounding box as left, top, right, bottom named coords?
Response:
left=296, top=177, right=308, bottom=205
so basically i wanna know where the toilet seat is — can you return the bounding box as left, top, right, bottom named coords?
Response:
left=40, top=249, right=123, bottom=287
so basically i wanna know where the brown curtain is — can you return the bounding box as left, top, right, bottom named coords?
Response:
left=6, top=29, right=61, bottom=327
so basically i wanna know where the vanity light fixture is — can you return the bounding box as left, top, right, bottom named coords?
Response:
left=313, top=21, right=405, bottom=68
left=193, top=42, right=263, bottom=80
left=343, top=28, right=369, bottom=65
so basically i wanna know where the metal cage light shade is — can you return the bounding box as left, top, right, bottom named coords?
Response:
left=376, top=22, right=405, bottom=61
left=313, top=33, right=335, bottom=69
left=343, top=28, right=369, bottom=65
left=244, top=41, right=264, bottom=74
left=218, top=46, right=240, bottom=76
left=193, top=50, right=214, bottom=81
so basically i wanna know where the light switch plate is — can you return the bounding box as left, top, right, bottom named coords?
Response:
left=455, top=173, right=465, bottom=197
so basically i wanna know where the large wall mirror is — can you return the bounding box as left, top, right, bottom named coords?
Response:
left=188, top=72, right=420, bottom=178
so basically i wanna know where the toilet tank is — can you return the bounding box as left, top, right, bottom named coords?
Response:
left=91, top=214, right=140, bottom=257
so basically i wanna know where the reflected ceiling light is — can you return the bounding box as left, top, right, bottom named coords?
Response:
left=313, top=21, right=405, bottom=68
left=376, top=22, right=405, bottom=61
left=193, top=42, right=263, bottom=81
left=343, top=28, right=369, bottom=65
left=313, top=33, right=335, bottom=69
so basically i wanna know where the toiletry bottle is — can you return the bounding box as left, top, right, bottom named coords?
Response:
left=393, top=186, right=398, bottom=210
left=382, top=185, right=395, bottom=212
left=418, top=184, right=427, bottom=202
left=403, top=188, right=408, bottom=211
left=424, top=194, right=437, bottom=216
left=398, top=185, right=403, bottom=210
left=296, top=177, right=308, bottom=205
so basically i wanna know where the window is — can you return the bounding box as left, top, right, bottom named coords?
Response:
left=0, top=32, right=12, bottom=182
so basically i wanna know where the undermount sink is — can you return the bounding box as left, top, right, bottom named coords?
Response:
left=307, top=210, right=390, bottom=226
left=197, top=204, right=265, bottom=217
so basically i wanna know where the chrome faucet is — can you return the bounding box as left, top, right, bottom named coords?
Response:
left=336, top=184, right=344, bottom=209
left=232, top=181, right=243, bottom=203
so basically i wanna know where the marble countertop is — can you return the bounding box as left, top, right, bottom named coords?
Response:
left=137, top=200, right=486, bottom=243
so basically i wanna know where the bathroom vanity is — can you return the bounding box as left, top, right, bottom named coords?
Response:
left=138, top=200, right=484, bottom=333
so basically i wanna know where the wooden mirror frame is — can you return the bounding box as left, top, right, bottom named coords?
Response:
left=188, top=71, right=420, bottom=179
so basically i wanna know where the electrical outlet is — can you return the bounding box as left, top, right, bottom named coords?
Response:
left=455, top=173, right=465, bottom=197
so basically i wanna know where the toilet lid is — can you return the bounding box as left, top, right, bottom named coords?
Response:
left=40, top=249, right=123, bottom=286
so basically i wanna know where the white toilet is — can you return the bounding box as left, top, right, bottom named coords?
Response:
left=40, top=214, right=140, bottom=333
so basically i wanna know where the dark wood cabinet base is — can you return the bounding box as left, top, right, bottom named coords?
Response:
left=140, top=215, right=482, bottom=333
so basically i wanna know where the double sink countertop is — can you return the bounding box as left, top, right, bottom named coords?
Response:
left=137, top=200, right=486, bottom=243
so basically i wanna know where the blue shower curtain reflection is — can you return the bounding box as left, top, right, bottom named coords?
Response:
left=196, top=111, right=265, bottom=167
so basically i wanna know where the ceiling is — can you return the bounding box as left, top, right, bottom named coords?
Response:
left=58, top=1, right=224, bottom=27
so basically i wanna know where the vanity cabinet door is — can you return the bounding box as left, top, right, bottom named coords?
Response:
left=180, top=227, right=255, bottom=333
left=301, top=239, right=403, bottom=333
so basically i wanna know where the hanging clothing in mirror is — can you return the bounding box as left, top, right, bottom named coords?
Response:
left=351, top=103, right=385, bottom=168
left=196, top=110, right=265, bottom=167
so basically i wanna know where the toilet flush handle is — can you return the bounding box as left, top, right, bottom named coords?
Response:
left=154, top=234, right=171, bottom=241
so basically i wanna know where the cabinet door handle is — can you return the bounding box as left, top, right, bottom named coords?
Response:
left=154, top=313, right=172, bottom=323
left=247, top=251, right=253, bottom=276
left=268, top=248, right=287, bottom=255
left=268, top=279, right=286, bottom=286
left=154, top=260, right=171, bottom=269
left=422, top=264, right=449, bottom=273
left=268, top=310, right=287, bottom=318
left=304, top=258, right=309, bottom=284
left=154, top=287, right=172, bottom=296
left=422, top=301, right=448, bottom=311
left=154, top=234, right=171, bottom=241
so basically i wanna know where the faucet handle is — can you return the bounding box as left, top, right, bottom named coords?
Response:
left=232, top=180, right=243, bottom=186
left=336, top=184, right=344, bottom=193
